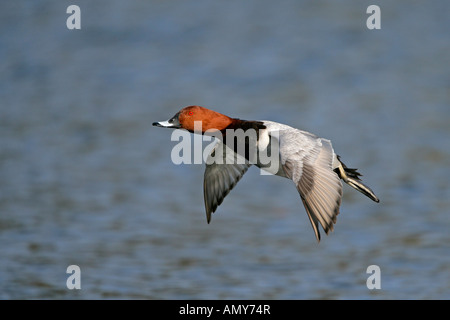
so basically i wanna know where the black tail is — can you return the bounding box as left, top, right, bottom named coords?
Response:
left=334, top=156, right=380, bottom=203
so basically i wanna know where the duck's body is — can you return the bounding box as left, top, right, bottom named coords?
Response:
left=153, top=106, right=379, bottom=242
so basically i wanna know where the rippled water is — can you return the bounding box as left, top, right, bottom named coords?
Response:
left=1, top=0, right=449, bottom=299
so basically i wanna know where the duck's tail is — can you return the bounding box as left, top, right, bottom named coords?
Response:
left=334, top=156, right=380, bottom=203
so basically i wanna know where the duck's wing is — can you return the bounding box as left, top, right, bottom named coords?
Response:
left=204, top=141, right=251, bottom=223
left=277, top=130, right=343, bottom=242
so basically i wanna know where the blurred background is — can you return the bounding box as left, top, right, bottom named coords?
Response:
left=0, top=0, right=449, bottom=299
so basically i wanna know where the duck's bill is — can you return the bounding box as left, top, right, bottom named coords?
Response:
left=152, top=120, right=179, bottom=128
left=152, top=112, right=181, bottom=128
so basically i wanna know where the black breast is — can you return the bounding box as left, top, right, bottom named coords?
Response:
left=221, top=119, right=266, bottom=162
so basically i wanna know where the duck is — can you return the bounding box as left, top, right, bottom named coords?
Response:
left=153, top=105, right=379, bottom=242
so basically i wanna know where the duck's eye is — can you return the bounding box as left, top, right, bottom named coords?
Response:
left=188, top=111, right=194, bottom=116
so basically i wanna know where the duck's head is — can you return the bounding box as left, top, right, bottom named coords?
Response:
left=153, top=105, right=233, bottom=133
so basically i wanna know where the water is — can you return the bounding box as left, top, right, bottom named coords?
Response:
left=0, top=0, right=449, bottom=299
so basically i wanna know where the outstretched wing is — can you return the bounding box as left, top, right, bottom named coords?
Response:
left=277, top=130, right=343, bottom=242
left=204, top=141, right=251, bottom=223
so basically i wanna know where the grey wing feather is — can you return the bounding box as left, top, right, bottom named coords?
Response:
left=204, top=141, right=251, bottom=223
left=279, top=131, right=343, bottom=242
